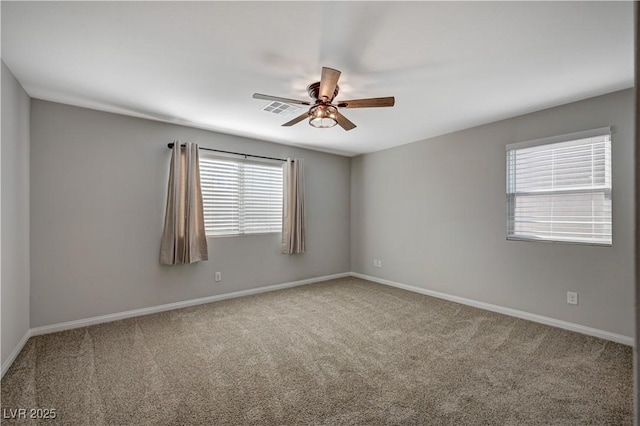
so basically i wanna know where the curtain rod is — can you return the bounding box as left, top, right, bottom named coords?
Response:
left=167, top=143, right=289, bottom=162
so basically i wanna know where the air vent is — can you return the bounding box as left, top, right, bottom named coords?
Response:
left=262, top=101, right=301, bottom=116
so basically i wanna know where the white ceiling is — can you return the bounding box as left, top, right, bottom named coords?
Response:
left=1, top=1, right=634, bottom=156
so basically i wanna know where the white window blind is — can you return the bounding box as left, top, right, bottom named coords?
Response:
left=199, top=154, right=283, bottom=236
left=506, top=128, right=612, bottom=245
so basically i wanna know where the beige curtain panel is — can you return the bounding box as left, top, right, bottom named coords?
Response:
left=282, top=158, right=306, bottom=254
left=160, top=142, right=209, bottom=264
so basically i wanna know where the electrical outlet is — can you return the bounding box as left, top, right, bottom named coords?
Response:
left=567, top=291, right=578, bottom=305
left=373, top=259, right=377, bottom=267
left=215, top=272, right=222, bottom=282
left=378, top=260, right=382, bottom=268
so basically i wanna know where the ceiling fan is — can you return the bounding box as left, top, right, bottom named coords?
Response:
left=253, top=67, right=395, bottom=131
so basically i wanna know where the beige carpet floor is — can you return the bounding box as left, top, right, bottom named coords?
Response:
left=1, top=277, right=633, bottom=425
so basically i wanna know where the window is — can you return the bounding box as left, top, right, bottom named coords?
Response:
left=199, top=154, right=283, bottom=236
left=506, top=128, right=612, bottom=245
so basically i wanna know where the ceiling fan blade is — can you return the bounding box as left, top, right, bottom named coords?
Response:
left=335, top=111, right=356, bottom=131
left=318, top=67, right=341, bottom=101
left=252, top=93, right=311, bottom=106
left=337, top=97, right=395, bottom=108
left=282, top=111, right=310, bottom=127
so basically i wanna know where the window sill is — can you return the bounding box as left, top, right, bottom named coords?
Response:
left=207, top=232, right=281, bottom=239
left=506, top=236, right=612, bottom=247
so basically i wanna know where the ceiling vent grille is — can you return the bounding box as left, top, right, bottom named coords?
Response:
left=262, top=101, right=301, bottom=116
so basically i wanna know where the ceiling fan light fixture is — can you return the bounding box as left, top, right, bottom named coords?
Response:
left=309, top=105, right=338, bottom=128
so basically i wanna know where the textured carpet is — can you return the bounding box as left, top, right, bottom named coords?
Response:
left=1, top=277, right=633, bottom=425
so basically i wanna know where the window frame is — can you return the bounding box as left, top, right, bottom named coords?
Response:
left=199, top=152, right=284, bottom=238
left=505, top=127, right=612, bottom=246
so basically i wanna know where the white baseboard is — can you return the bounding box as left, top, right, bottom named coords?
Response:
left=1, top=329, right=32, bottom=378
left=30, top=272, right=350, bottom=337
left=351, top=272, right=634, bottom=346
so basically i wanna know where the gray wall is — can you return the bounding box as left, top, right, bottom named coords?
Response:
left=30, top=100, right=351, bottom=327
left=351, top=89, right=635, bottom=338
left=1, top=61, right=31, bottom=366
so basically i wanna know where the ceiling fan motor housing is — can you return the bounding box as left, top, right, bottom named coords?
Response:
left=307, top=82, right=339, bottom=102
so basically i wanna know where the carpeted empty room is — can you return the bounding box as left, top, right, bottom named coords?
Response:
left=2, top=2, right=637, bottom=425
left=1, top=278, right=633, bottom=425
